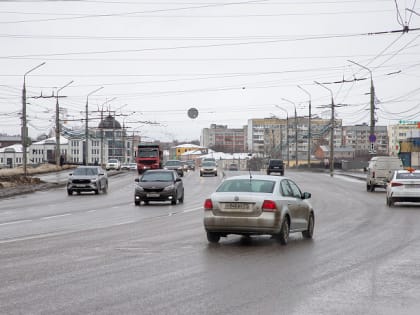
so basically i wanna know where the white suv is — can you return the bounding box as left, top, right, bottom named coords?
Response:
left=106, top=159, right=121, bottom=171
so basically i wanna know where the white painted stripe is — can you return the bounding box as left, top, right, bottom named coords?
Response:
left=87, top=210, right=97, bottom=213
left=0, top=219, right=33, bottom=226
left=114, top=221, right=136, bottom=226
left=183, top=207, right=202, bottom=213
left=41, top=213, right=72, bottom=220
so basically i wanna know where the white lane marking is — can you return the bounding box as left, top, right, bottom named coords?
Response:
left=87, top=210, right=97, bottom=213
left=41, top=213, right=72, bottom=220
left=114, top=221, right=136, bottom=226
left=0, top=219, right=33, bottom=226
left=183, top=207, right=202, bottom=213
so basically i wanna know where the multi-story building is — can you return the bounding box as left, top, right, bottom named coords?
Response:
left=247, top=116, right=342, bottom=163
left=201, top=124, right=247, bottom=153
left=342, top=123, right=388, bottom=158
left=388, top=120, right=420, bottom=156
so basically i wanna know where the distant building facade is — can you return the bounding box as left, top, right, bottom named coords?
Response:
left=201, top=124, right=247, bottom=153
left=388, top=120, right=420, bottom=157
left=342, top=123, right=388, bottom=158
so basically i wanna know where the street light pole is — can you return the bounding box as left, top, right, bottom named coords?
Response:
left=22, top=62, right=46, bottom=176
left=281, top=98, right=298, bottom=168
left=298, top=85, right=312, bottom=168
left=85, top=86, right=104, bottom=165
left=275, top=105, right=289, bottom=167
left=348, top=60, right=375, bottom=154
left=55, top=80, right=73, bottom=167
left=315, top=81, right=335, bottom=177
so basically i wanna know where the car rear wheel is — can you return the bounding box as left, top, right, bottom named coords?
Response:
left=134, top=200, right=140, bottom=206
left=207, top=232, right=220, bottom=243
left=302, top=213, right=314, bottom=239
left=277, top=218, right=290, bottom=245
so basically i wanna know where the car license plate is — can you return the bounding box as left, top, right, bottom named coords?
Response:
left=147, top=193, right=160, bottom=197
left=223, top=203, right=250, bottom=211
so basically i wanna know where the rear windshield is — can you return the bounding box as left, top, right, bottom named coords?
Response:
left=217, top=179, right=275, bottom=193
left=396, top=172, right=420, bottom=179
left=269, top=160, right=283, bottom=166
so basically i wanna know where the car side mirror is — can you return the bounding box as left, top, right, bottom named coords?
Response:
left=302, top=192, right=311, bottom=199
left=175, top=178, right=182, bottom=182
left=99, top=173, right=104, bottom=176
left=135, top=178, right=139, bottom=182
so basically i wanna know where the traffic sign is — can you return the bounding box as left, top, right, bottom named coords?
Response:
left=369, top=134, right=376, bottom=143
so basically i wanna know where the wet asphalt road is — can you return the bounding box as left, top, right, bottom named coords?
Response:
left=1, top=170, right=420, bottom=314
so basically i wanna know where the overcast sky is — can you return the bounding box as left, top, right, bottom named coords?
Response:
left=1, top=0, right=419, bottom=142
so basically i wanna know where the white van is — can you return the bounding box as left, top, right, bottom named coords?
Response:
left=366, top=156, right=403, bottom=192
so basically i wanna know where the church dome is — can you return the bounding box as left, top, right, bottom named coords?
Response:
left=98, top=115, right=121, bottom=129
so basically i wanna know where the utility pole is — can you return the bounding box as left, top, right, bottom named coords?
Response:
left=315, top=81, right=335, bottom=177
left=85, top=86, right=103, bottom=165
left=22, top=62, right=46, bottom=176
left=55, top=80, right=73, bottom=167
left=348, top=60, right=376, bottom=154
left=282, top=98, right=298, bottom=168
left=298, top=85, right=312, bottom=168
left=275, top=105, right=289, bottom=167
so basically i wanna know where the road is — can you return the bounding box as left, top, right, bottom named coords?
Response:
left=1, top=170, right=420, bottom=315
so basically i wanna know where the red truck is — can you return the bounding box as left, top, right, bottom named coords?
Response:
left=136, top=143, right=163, bottom=174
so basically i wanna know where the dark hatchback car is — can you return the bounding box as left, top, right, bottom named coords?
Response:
left=67, top=166, right=108, bottom=195
left=134, top=169, right=184, bottom=205
left=267, top=159, right=284, bottom=176
left=164, top=160, right=184, bottom=177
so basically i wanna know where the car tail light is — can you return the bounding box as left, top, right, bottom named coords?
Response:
left=204, top=199, right=213, bottom=210
left=391, top=182, right=403, bottom=187
left=262, top=200, right=277, bottom=212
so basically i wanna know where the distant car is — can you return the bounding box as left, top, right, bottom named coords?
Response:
left=228, top=163, right=239, bottom=171
left=367, top=156, right=403, bottom=192
left=67, top=166, right=108, bottom=195
left=202, top=157, right=217, bottom=166
left=386, top=168, right=420, bottom=207
left=106, top=159, right=121, bottom=171
left=203, top=174, right=314, bottom=244
left=164, top=160, right=184, bottom=177
left=267, top=159, right=284, bottom=176
left=134, top=170, right=184, bottom=205
left=121, top=162, right=137, bottom=170
left=200, top=161, right=217, bottom=176
left=186, top=160, right=196, bottom=171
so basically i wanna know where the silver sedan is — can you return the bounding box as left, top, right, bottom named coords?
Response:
left=203, top=174, right=315, bottom=245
